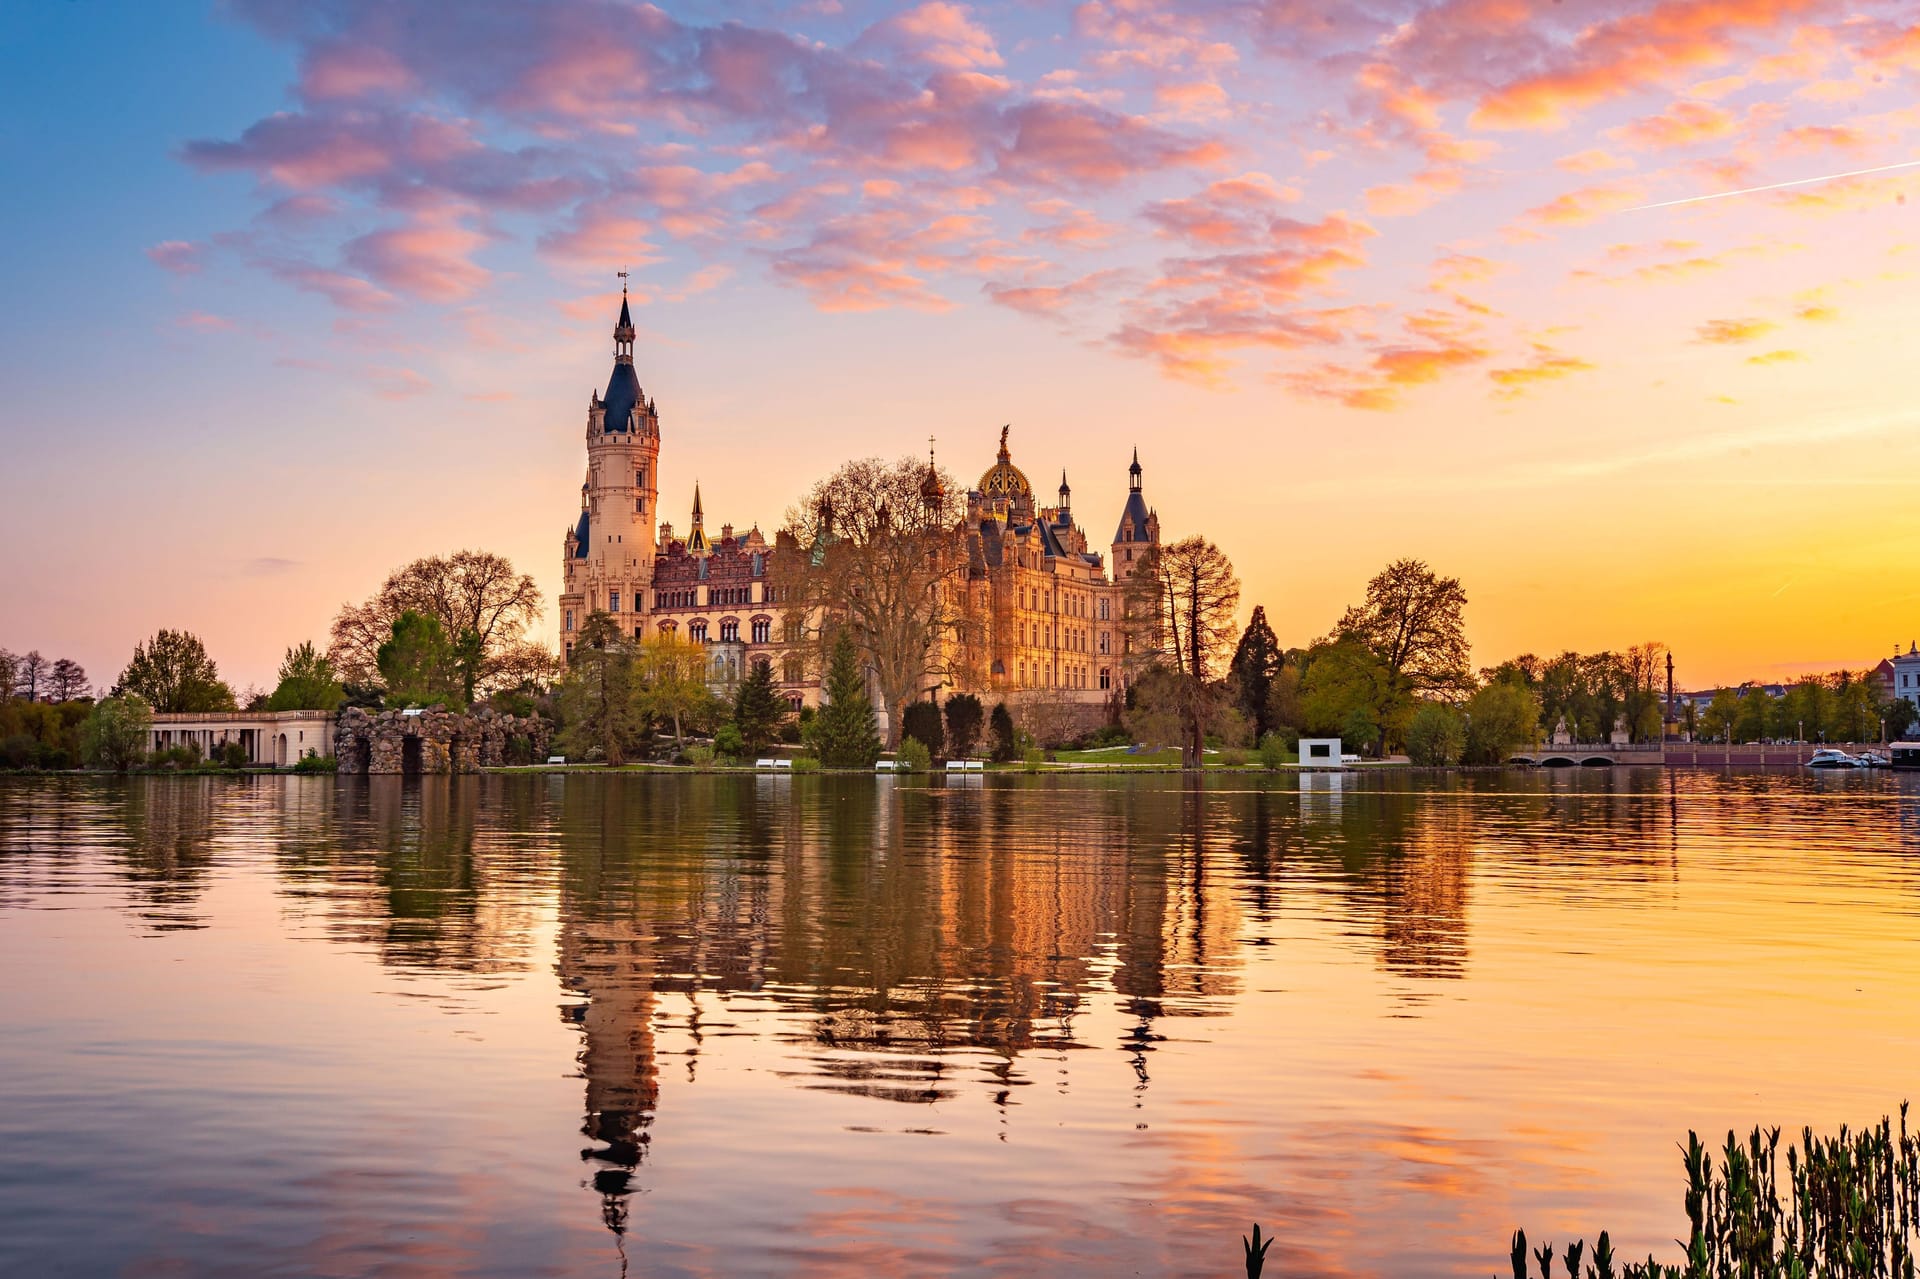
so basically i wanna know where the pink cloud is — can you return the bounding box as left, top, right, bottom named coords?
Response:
left=1143, top=172, right=1302, bottom=247
left=260, top=258, right=398, bottom=312
left=995, top=101, right=1226, bottom=190
left=174, top=311, right=237, bottom=333
left=1613, top=100, right=1737, bottom=150
left=1524, top=180, right=1647, bottom=227
left=368, top=366, right=431, bottom=399
left=147, top=240, right=204, bottom=274
left=344, top=207, right=491, bottom=301
left=299, top=41, right=414, bottom=100
left=856, top=3, right=1003, bottom=71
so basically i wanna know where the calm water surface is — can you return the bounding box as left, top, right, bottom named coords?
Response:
left=3, top=771, right=1919, bottom=1278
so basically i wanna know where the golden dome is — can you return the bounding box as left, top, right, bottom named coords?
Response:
left=978, top=425, right=1031, bottom=501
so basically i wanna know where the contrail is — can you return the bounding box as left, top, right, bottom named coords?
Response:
left=1625, top=157, right=1920, bottom=212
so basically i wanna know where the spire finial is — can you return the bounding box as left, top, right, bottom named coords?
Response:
left=613, top=273, right=636, bottom=365
left=998, top=424, right=1010, bottom=461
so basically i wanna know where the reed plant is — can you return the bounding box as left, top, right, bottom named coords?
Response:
left=1505, top=1105, right=1920, bottom=1279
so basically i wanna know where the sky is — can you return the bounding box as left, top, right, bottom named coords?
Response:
left=1, top=0, right=1917, bottom=695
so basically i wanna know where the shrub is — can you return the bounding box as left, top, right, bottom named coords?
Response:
left=1257, top=732, right=1290, bottom=770
left=1022, top=746, right=1044, bottom=773
left=149, top=743, right=203, bottom=770
left=1219, top=748, right=1248, bottom=767
left=292, top=753, right=338, bottom=773
left=1084, top=723, right=1130, bottom=749
left=684, top=744, right=716, bottom=767
left=943, top=693, right=984, bottom=758
left=897, top=737, right=931, bottom=773
left=713, top=723, right=746, bottom=758
left=213, top=740, right=250, bottom=769
left=789, top=755, right=821, bottom=773
left=989, top=702, right=1019, bottom=762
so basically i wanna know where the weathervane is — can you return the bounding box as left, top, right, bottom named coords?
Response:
left=616, top=267, right=628, bottom=294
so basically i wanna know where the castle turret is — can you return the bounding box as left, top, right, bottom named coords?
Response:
left=686, top=483, right=711, bottom=557
left=1110, top=447, right=1159, bottom=583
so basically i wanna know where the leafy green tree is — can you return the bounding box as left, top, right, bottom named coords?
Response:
left=1335, top=559, right=1471, bottom=703
left=634, top=634, right=714, bottom=748
left=1700, top=688, right=1741, bottom=742
left=119, top=630, right=236, bottom=712
left=1257, top=732, right=1289, bottom=769
left=266, top=641, right=345, bottom=711
left=377, top=611, right=461, bottom=708
left=1732, top=690, right=1771, bottom=743
left=814, top=632, right=880, bottom=768
left=1464, top=679, right=1543, bottom=763
left=329, top=549, right=543, bottom=702
left=901, top=700, right=945, bottom=757
left=1228, top=605, right=1284, bottom=740
left=1405, top=702, right=1465, bottom=766
left=558, top=612, right=640, bottom=764
left=989, top=702, right=1019, bottom=762
left=731, top=658, right=788, bottom=754
left=943, top=693, right=984, bottom=759
left=1125, top=538, right=1241, bottom=766
left=1298, top=639, right=1400, bottom=756
left=81, top=695, right=151, bottom=773
left=713, top=723, right=746, bottom=757
left=1886, top=697, right=1916, bottom=740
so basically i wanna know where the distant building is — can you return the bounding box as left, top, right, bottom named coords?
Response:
left=147, top=710, right=334, bottom=766
left=1890, top=643, right=1920, bottom=704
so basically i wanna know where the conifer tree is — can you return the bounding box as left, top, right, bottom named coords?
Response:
left=1229, top=605, right=1283, bottom=739
left=988, top=701, right=1019, bottom=762
left=814, top=632, right=880, bottom=768
left=901, top=700, right=944, bottom=757
left=732, top=658, right=787, bottom=754
left=943, top=693, right=984, bottom=759
left=558, top=612, right=639, bottom=765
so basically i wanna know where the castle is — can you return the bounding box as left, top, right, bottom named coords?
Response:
left=559, top=291, right=1162, bottom=716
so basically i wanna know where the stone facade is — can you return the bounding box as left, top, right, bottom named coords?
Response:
left=335, top=707, right=552, bottom=775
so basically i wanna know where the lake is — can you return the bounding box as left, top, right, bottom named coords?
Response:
left=2, top=770, right=1918, bottom=1277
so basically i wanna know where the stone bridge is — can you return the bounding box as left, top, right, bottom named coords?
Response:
left=1508, top=742, right=1874, bottom=767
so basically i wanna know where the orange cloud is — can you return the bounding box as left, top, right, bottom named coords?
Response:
left=1696, top=317, right=1776, bottom=344
left=1613, top=100, right=1737, bottom=150
left=1747, top=349, right=1803, bottom=364
left=1489, top=350, right=1596, bottom=397
left=856, top=2, right=1003, bottom=70
left=1557, top=148, right=1632, bottom=172
left=1796, top=303, right=1839, bottom=322
left=1779, top=123, right=1870, bottom=153
left=1470, top=0, right=1826, bottom=130
left=1525, top=181, right=1647, bottom=226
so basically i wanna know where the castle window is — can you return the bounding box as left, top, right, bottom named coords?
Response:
left=637, top=497, right=645, bottom=513
left=1098, top=598, right=1109, bottom=621
left=1099, top=632, right=1109, bottom=655
left=752, top=553, right=765, bottom=578
left=1099, top=668, right=1111, bottom=690
left=752, top=619, right=771, bottom=644
left=783, top=655, right=804, bottom=683
left=690, top=620, right=709, bottom=643
left=609, top=591, right=620, bottom=613
left=720, top=620, right=739, bottom=642
left=637, top=468, right=646, bottom=487
left=565, top=610, right=574, bottom=633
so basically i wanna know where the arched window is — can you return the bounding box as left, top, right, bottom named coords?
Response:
left=751, top=618, right=771, bottom=644
left=1099, top=667, right=1110, bottom=690
left=690, top=620, right=709, bottom=643
left=782, top=654, right=805, bottom=684
left=658, top=620, right=678, bottom=637
left=719, top=619, right=739, bottom=643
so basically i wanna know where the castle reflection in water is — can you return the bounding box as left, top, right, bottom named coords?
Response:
left=13, top=768, right=1775, bottom=1247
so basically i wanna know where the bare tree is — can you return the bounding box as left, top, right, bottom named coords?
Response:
left=13, top=650, right=47, bottom=702
left=1124, top=537, right=1241, bottom=766
left=775, top=455, right=982, bottom=746
left=329, top=550, right=544, bottom=702
left=46, top=658, right=90, bottom=702
left=0, top=649, right=17, bottom=701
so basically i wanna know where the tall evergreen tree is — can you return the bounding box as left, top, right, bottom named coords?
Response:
left=988, top=701, right=1019, bottom=762
left=732, top=658, right=787, bottom=754
left=943, top=693, right=984, bottom=759
left=814, top=632, right=880, bottom=768
left=1228, top=605, right=1283, bottom=739
left=558, top=612, right=640, bottom=765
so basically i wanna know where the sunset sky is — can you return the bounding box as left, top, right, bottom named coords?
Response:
left=2, top=0, right=1917, bottom=694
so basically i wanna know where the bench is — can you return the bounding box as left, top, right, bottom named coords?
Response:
left=755, top=758, right=794, bottom=771
left=945, top=759, right=985, bottom=771
left=875, top=759, right=900, bottom=772
left=545, top=756, right=566, bottom=765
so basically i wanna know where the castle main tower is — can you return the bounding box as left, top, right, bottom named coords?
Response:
left=560, top=290, right=662, bottom=660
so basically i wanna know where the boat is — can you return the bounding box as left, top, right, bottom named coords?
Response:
left=1806, top=748, right=1860, bottom=769
left=1890, top=743, right=1920, bottom=770
left=1857, top=750, right=1890, bottom=769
